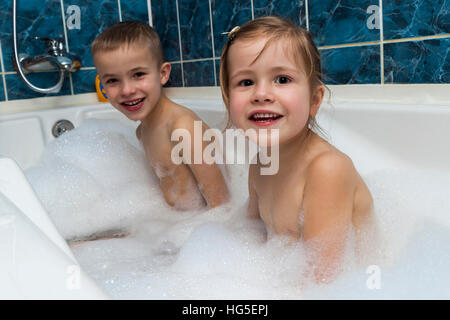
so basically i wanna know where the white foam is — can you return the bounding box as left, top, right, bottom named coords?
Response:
left=25, top=119, right=450, bottom=299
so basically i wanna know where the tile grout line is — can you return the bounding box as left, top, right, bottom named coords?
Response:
left=118, top=0, right=122, bottom=22
left=250, top=0, right=254, bottom=20
left=208, top=0, right=217, bottom=86
left=0, top=41, right=9, bottom=101
left=305, top=0, right=309, bottom=31
left=175, top=0, right=185, bottom=87
left=317, top=33, right=450, bottom=51
left=60, top=0, right=74, bottom=95
left=148, top=0, right=153, bottom=27
left=379, top=0, right=384, bottom=85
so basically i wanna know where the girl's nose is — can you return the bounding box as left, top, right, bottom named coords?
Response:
left=252, top=82, right=274, bottom=104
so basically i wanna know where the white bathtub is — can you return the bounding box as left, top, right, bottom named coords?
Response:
left=1, top=96, right=450, bottom=299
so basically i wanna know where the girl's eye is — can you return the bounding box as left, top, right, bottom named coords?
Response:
left=239, top=79, right=253, bottom=86
left=134, top=72, right=146, bottom=78
left=275, top=76, right=291, bottom=84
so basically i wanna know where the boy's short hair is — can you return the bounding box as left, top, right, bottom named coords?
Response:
left=91, top=21, right=164, bottom=66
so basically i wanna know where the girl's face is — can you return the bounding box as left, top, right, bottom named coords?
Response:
left=94, top=44, right=170, bottom=122
left=227, top=37, right=323, bottom=146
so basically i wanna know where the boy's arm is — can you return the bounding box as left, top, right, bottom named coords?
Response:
left=302, top=152, right=356, bottom=283
left=174, top=117, right=230, bottom=208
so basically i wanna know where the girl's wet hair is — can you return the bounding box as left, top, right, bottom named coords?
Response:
left=91, top=21, right=164, bottom=66
left=219, top=16, right=327, bottom=134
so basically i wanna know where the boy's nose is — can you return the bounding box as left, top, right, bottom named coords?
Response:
left=121, top=80, right=136, bottom=96
left=252, top=82, right=274, bottom=104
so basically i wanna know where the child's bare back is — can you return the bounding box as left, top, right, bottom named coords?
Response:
left=136, top=96, right=229, bottom=209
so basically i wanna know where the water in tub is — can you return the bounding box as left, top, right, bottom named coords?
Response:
left=24, top=118, right=450, bottom=299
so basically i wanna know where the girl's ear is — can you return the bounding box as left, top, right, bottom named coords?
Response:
left=160, top=62, right=171, bottom=85
left=310, top=85, right=325, bottom=117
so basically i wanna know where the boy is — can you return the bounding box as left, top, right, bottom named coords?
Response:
left=91, top=21, right=229, bottom=210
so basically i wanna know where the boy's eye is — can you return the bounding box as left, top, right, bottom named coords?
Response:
left=275, top=76, right=291, bottom=84
left=134, top=72, right=146, bottom=78
left=105, top=78, right=117, bottom=84
left=239, top=79, right=253, bottom=86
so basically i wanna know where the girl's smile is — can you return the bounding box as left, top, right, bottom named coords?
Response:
left=247, top=110, right=284, bottom=127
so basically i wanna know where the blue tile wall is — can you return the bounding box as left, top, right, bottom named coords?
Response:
left=383, top=0, right=449, bottom=40
left=309, top=0, right=380, bottom=46
left=0, top=0, right=448, bottom=102
left=254, top=0, right=306, bottom=28
left=151, top=0, right=180, bottom=62
left=321, top=45, right=381, bottom=84
left=384, top=38, right=450, bottom=84
left=0, top=76, right=5, bottom=102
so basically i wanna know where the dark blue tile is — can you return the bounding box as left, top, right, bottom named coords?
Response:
left=120, top=0, right=150, bottom=24
left=0, top=75, right=5, bottom=101
left=165, top=62, right=183, bottom=87
left=178, top=0, right=213, bottom=60
left=151, top=0, right=181, bottom=62
left=254, top=0, right=306, bottom=28
left=1, top=0, right=65, bottom=72
left=320, top=45, right=381, bottom=84
left=384, top=39, right=450, bottom=84
left=5, top=72, right=71, bottom=100
left=383, top=0, right=450, bottom=40
left=309, top=0, right=380, bottom=46
left=183, top=60, right=215, bottom=86
left=65, top=0, right=120, bottom=68
left=211, top=0, right=252, bottom=57
left=215, top=58, right=220, bottom=86
left=72, top=68, right=97, bottom=94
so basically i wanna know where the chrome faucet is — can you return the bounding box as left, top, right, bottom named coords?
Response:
left=18, top=37, right=81, bottom=74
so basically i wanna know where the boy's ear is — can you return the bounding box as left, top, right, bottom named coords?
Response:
left=310, top=85, right=325, bottom=117
left=160, top=62, right=171, bottom=85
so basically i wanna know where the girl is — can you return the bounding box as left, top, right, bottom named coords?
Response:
left=220, top=17, right=374, bottom=283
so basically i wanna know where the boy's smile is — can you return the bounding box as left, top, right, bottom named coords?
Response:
left=93, top=44, right=170, bottom=122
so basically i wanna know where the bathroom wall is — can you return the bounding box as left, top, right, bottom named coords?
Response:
left=0, top=0, right=448, bottom=102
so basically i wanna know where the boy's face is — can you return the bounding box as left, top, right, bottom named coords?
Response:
left=227, top=37, right=323, bottom=146
left=94, top=44, right=170, bottom=122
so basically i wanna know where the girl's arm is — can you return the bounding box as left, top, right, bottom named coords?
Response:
left=302, top=152, right=356, bottom=283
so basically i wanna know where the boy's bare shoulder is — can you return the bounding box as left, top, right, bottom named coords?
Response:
left=170, top=102, right=204, bottom=131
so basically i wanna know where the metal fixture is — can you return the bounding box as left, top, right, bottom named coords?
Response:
left=12, top=0, right=81, bottom=94
left=52, top=119, right=75, bottom=137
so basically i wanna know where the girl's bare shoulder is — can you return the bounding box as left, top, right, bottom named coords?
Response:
left=306, top=144, right=357, bottom=183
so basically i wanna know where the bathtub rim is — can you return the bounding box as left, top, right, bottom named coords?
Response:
left=0, top=84, right=449, bottom=115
